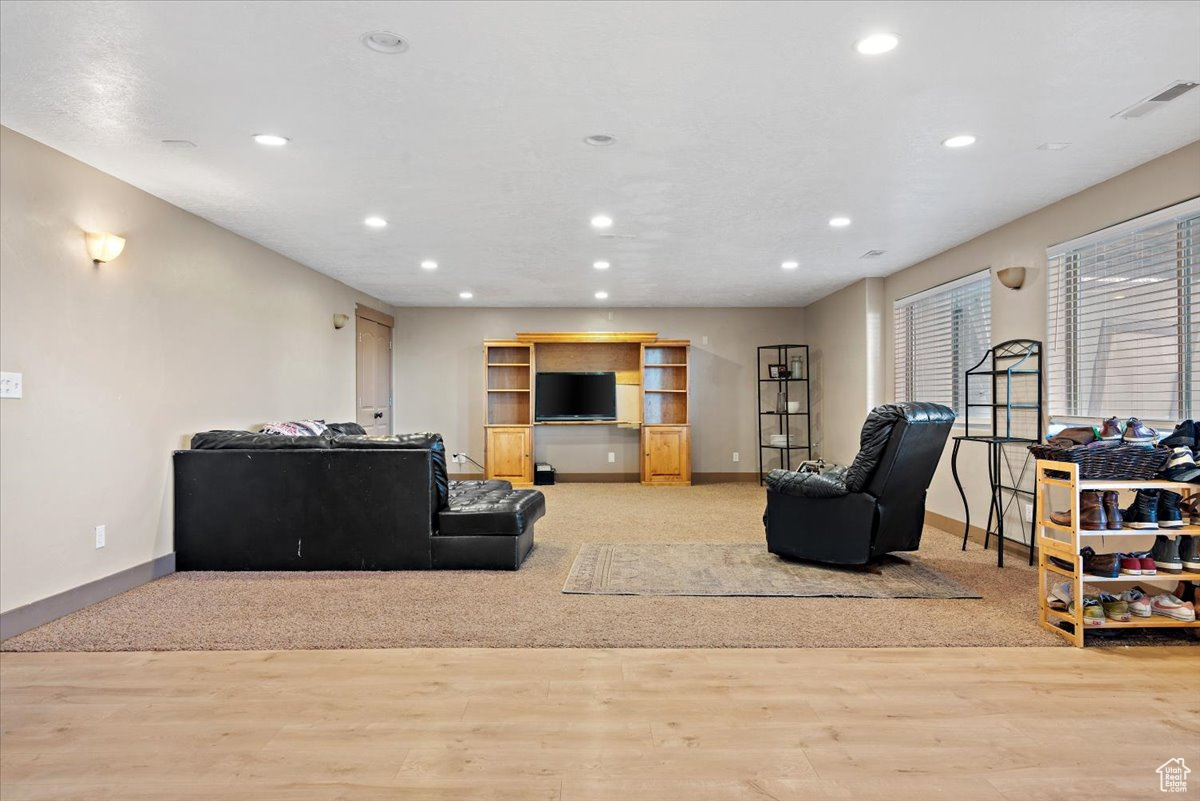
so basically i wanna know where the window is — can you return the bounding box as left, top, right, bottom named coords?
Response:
left=894, top=269, right=992, bottom=417
left=1047, top=198, right=1199, bottom=421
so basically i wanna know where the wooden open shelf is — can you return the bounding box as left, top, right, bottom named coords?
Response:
left=483, top=333, right=692, bottom=485
left=1035, top=459, right=1199, bottom=647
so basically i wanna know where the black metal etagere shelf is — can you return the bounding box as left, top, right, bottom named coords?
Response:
left=951, top=338, right=1044, bottom=567
left=756, top=344, right=812, bottom=485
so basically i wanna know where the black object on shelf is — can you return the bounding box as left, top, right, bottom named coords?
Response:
left=950, top=339, right=1044, bottom=568
left=756, top=344, right=813, bottom=484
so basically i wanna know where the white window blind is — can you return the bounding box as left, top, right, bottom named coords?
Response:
left=894, top=269, right=992, bottom=417
left=1047, top=197, right=1199, bottom=422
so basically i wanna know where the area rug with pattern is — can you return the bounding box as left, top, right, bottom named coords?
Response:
left=563, top=543, right=981, bottom=598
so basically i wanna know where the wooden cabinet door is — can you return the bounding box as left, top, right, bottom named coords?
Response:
left=486, top=427, right=532, bottom=484
left=642, top=426, right=691, bottom=485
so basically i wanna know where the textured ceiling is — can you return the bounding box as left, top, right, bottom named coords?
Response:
left=2, top=1, right=1199, bottom=307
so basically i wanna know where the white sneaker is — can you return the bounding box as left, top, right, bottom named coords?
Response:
left=1050, top=582, right=1073, bottom=606
left=1150, top=594, right=1196, bottom=622
left=1120, top=588, right=1153, bottom=618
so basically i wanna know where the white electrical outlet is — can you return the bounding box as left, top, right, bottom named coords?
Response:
left=607, top=452, right=616, bottom=463
left=95, top=525, right=106, bottom=549
left=702, top=336, right=709, bottom=346
left=0, top=372, right=22, bottom=399
left=732, top=452, right=740, bottom=463
left=1023, top=503, right=1033, bottom=523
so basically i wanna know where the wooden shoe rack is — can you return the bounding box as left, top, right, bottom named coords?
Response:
left=1035, top=459, right=1200, bottom=646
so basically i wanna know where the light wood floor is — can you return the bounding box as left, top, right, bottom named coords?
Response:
left=2, top=647, right=1197, bottom=800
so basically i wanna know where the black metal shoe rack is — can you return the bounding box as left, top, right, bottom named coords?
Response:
left=757, top=344, right=812, bottom=485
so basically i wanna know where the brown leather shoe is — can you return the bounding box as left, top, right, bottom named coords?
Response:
left=1102, top=491, right=1123, bottom=530
left=1081, top=491, right=1108, bottom=531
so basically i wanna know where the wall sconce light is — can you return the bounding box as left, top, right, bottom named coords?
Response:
left=996, top=266, right=1026, bottom=290
left=332, top=313, right=350, bottom=330
left=85, top=232, right=126, bottom=264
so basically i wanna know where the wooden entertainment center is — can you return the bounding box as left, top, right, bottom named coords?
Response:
left=483, top=332, right=691, bottom=486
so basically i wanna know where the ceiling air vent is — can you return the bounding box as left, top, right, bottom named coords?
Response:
left=1112, top=81, right=1198, bottom=119
left=860, top=250, right=887, bottom=258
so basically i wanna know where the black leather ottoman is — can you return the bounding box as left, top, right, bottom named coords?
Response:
left=435, top=486, right=545, bottom=570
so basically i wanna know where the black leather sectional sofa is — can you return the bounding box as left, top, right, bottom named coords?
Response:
left=174, top=430, right=544, bottom=571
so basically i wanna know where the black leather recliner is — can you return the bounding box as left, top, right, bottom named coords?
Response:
left=764, top=402, right=955, bottom=565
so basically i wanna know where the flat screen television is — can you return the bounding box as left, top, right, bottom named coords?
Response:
left=535, top=371, right=617, bottom=422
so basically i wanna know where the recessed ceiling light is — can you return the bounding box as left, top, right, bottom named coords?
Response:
left=363, top=216, right=387, bottom=228
left=1037, top=142, right=1072, bottom=151
left=942, top=134, right=977, bottom=148
left=781, top=261, right=799, bottom=270
left=252, top=134, right=289, bottom=146
left=361, top=31, right=408, bottom=54
left=828, top=217, right=851, bottom=228
left=584, top=134, right=617, bottom=147
left=593, top=260, right=610, bottom=270
left=855, top=33, right=899, bottom=55
left=420, top=260, right=438, bottom=270
left=459, top=291, right=473, bottom=300
left=594, top=291, right=609, bottom=300
left=590, top=215, right=613, bottom=229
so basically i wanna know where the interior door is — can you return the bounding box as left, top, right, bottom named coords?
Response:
left=356, top=316, right=392, bottom=435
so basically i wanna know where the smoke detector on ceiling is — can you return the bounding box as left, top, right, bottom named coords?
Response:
left=1112, top=80, right=1198, bottom=119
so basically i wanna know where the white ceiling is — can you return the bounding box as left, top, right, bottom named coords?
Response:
left=2, top=1, right=1199, bottom=307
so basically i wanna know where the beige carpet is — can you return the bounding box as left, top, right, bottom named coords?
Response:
left=3, top=482, right=1189, bottom=651
left=564, top=543, right=980, bottom=597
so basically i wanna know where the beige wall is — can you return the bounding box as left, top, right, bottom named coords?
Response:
left=804, top=277, right=886, bottom=465
left=804, top=140, right=1200, bottom=543
left=392, top=308, right=804, bottom=476
left=0, top=127, right=392, bottom=613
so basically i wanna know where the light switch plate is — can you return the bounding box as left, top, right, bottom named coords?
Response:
left=0, top=372, right=22, bottom=399
left=95, top=525, right=106, bottom=549
left=607, top=452, right=616, bottom=463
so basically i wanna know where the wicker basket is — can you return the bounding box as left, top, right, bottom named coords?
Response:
left=1027, top=442, right=1171, bottom=480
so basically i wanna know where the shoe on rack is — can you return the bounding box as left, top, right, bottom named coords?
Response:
left=1162, top=448, right=1200, bottom=483
left=1123, top=490, right=1160, bottom=529
left=1150, top=593, right=1196, bottom=622
left=1178, top=536, right=1200, bottom=572
left=1102, top=491, right=1123, bottom=530
left=1081, top=546, right=1121, bottom=578
left=1161, top=420, right=1197, bottom=450
left=1050, top=510, right=1073, bottom=528
left=1180, top=496, right=1200, bottom=526
left=1070, top=595, right=1106, bottom=625
left=1121, top=418, right=1158, bottom=445
left=1080, top=491, right=1108, bottom=531
left=1151, top=535, right=1183, bottom=574
left=1048, top=555, right=1075, bottom=572
left=1158, top=490, right=1185, bottom=529
left=1129, top=551, right=1157, bottom=575
left=1098, top=417, right=1124, bottom=441
left=1098, top=592, right=1131, bottom=622
left=1046, top=593, right=1068, bottom=612
left=1120, top=554, right=1143, bottom=575
left=1050, top=581, right=1073, bottom=606
left=1121, top=588, right=1153, bottom=617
